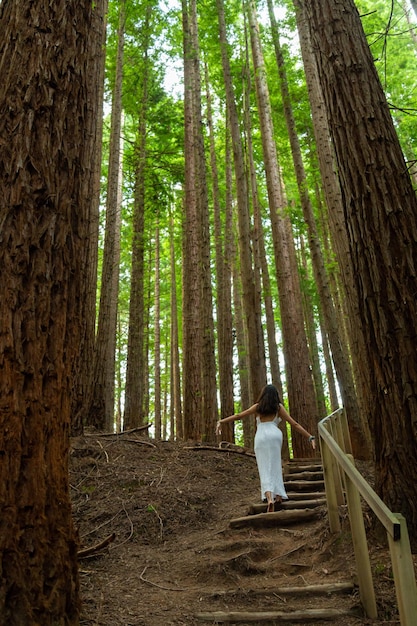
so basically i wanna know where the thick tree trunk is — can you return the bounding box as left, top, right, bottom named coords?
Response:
left=269, top=0, right=369, bottom=458
left=0, top=0, right=105, bottom=621
left=303, top=0, right=417, bottom=548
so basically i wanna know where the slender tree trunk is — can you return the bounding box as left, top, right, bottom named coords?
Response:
left=189, top=5, right=218, bottom=443
left=153, top=222, right=161, bottom=439
left=304, top=0, right=417, bottom=548
left=88, top=1, right=125, bottom=431
left=169, top=213, right=183, bottom=440
left=242, top=43, right=282, bottom=397
left=205, top=65, right=234, bottom=441
left=182, top=0, right=203, bottom=439
left=123, top=5, right=152, bottom=431
left=246, top=0, right=317, bottom=456
left=216, top=0, right=267, bottom=401
left=0, top=0, right=105, bottom=621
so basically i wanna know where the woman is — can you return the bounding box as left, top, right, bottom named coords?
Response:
left=216, top=384, right=316, bottom=512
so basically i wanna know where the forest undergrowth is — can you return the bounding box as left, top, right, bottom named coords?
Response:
left=70, top=432, right=414, bottom=625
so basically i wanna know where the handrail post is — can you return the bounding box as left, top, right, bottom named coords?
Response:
left=320, top=430, right=340, bottom=533
left=344, top=455, right=377, bottom=619
left=388, top=514, right=417, bottom=626
left=339, top=408, right=353, bottom=455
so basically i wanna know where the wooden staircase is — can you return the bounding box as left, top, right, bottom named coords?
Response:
left=230, top=458, right=326, bottom=529
left=195, top=457, right=361, bottom=623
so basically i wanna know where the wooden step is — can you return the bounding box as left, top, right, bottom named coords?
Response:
left=284, top=470, right=323, bottom=481
left=284, top=479, right=325, bottom=491
left=249, top=498, right=326, bottom=515
left=204, top=581, right=355, bottom=598
left=285, top=464, right=323, bottom=474
left=230, top=508, right=319, bottom=529
left=286, top=491, right=326, bottom=500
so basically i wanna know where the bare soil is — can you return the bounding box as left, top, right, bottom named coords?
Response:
left=70, top=433, right=412, bottom=625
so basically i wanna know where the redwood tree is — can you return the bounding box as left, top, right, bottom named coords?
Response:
left=0, top=0, right=105, bottom=622
left=304, top=0, right=417, bottom=547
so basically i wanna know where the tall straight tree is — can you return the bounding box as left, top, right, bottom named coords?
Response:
left=246, top=0, right=318, bottom=456
left=267, top=0, right=369, bottom=458
left=182, top=0, right=218, bottom=440
left=0, top=0, right=105, bottom=621
left=294, top=0, right=371, bottom=450
left=204, top=65, right=235, bottom=442
left=123, top=1, right=153, bottom=431
left=304, top=0, right=417, bottom=547
left=88, top=0, right=125, bottom=430
left=216, top=0, right=267, bottom=401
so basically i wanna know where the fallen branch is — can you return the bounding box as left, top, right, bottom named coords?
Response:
left=195, top=607, right=358, bottom=622
left=78, top=533, right=116, bottom=558
left=85, top=424, right=152, bottom=438
left=185, top=445, right=255, bottom=458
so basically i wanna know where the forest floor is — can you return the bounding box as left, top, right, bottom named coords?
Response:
left=70, top=431, right=415, bottom=625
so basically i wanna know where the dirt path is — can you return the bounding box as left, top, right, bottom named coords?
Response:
left=71, top=435, right=405, bottom=625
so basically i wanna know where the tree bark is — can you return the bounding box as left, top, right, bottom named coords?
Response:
left=123, top=4, right=152, bottom=431
left=0, top=0, right=105, bottom=621
left=205, top=65, right=235, bottom=441
left=88, top=0, right=125, bottom=431
left=216, top=0, right=267, bottom=401
left=303, top=0, right=417, bottom=548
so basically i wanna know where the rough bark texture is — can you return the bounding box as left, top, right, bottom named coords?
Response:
left=294, top=0, right=371, bottom=458
left=0, top=0, right=104, bottom=622
left=303, top=0, right=417, bottom=547
left=182, top=0, right=204, bottom=439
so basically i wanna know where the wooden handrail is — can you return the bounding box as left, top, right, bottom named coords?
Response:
left=318, top=408, right=417, bottom=626
left=319, top=419, right=400, bottom=540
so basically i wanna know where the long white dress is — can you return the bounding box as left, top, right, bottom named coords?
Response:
left=254, top=415, right=288, bottom=501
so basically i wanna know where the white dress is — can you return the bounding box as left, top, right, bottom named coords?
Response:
left=254, top=415, right=288, bottom=501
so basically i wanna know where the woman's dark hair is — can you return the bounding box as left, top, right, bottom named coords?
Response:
left=256, top=384, right=281, bottom=416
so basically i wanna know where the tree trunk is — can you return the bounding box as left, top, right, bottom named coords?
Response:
left=216, top=0, right=267, bottom=401
left=304, top=0, right=417, bottom=548
left=190, top=2, right=218, bottom=443
left=123, top=4, right=152, bottom=431
left=205, top=65, right=235, bottom=441
left=182, top=0, right=204, bottom=439
left=88, top=1, right=125, bottom=431
left=169, top=213, right=183, bottom=439
left=268, top=0, right=369, bottom=458
left=71, top=0, right=108, bottom=436
left=0, top=0, right=105, bottom=621
left=154, top=222, right=161, bottom=439
left=246, top=0, right=318, bottom=457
